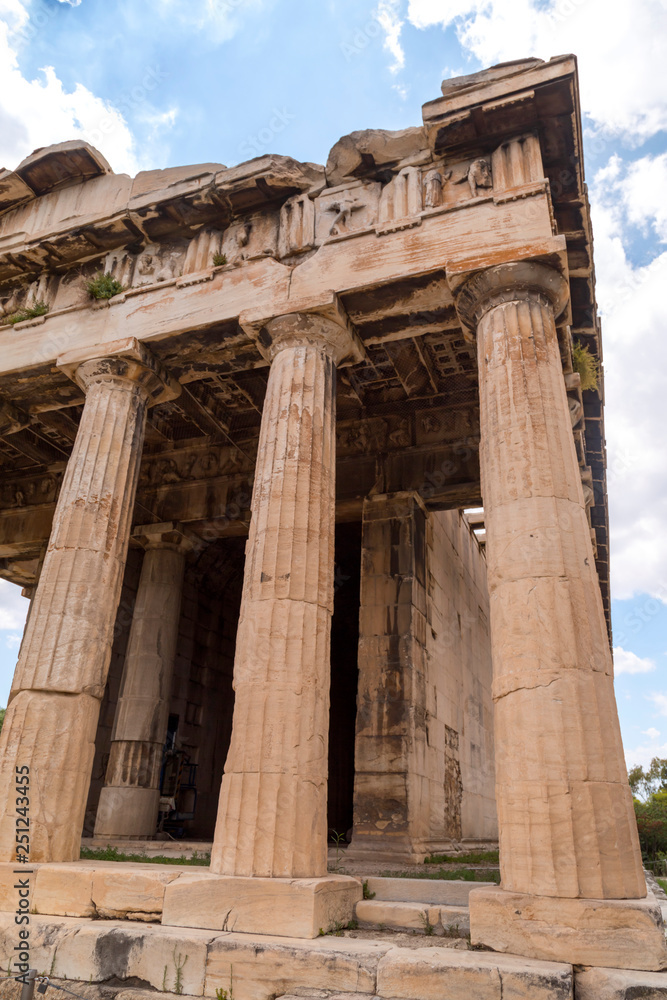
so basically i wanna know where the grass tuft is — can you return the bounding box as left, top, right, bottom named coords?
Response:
left=86, top=272, right=124, bottom=300
left=572, top=341, right=600, bottom=392
left=380, top=866, right=500, bottom=884
left=6, top=301, right=49, bottom=324
left=80, top=845, right=210, bottom=866
left=424, top=849, right=499, bottom=865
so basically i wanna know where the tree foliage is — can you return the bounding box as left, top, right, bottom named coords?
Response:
left=629, top=759, right=667, bottom=861
left=629, top=758, right=667, bottom=800
left=0, top=707, right=4, bottom=734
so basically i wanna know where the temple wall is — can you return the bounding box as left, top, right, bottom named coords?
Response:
left=352, top=496, right=495, bottom=861
left=426, top=509, right=496, bottom=844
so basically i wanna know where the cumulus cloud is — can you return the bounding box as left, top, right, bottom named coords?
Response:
left=0, top=580, right=28, bottom=633
left=613, top=647, right=656, bottom=676
left=0, top=2, right=140, bottom=173
left=405, top=0, right=667, bottom=141
left=644, top=728, right=661, bottom=740
left=588, top=157, right=667, bottom=602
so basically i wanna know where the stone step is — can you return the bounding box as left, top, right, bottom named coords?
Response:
left=355, top=899, right=470, bottom=936
left=576, top=967, right=667, bottom=998
left=363, top=875, right=494, bottom=906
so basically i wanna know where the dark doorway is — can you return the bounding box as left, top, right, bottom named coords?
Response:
left=328, top=520, right=362, bottom=840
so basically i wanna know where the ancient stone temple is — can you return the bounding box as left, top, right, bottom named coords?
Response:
left=0, top=54, right=665, bottom=999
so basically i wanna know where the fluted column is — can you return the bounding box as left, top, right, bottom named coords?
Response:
left=0, top=338, right=179, bottom=862
left=455, top=262, right=645, bottom=900
left=211, top=312, right=358, bottom=878
left=94, top=522, right=192, bottom=839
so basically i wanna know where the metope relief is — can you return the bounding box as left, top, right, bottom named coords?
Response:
left=314, top=180, right=381, bottom=243
left=420, top=157, right=493, bottom=213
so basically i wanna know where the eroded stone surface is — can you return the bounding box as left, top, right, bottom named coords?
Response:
left=470, top=886, right=667, bottom=971
left=575, top=966, right=667, bottom=998
left=376, top=946, right=573, bottom=999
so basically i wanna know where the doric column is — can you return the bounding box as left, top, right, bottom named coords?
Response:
left=455, top=261, right=643, bottom=898
left=452, top=261, right=667, bottom=970
left=210, top=310, right=360, bottom=878
left=94, top=522, right=193, bottom=839
left=0, top=338, right=179, bottom=862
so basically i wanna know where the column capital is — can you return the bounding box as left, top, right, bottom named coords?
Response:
left=451, top=260, right=570, bottom=338
left=132, top=521, right=196, bottom=555
left=240, top=292, right=365, bottom=366
left=56, top=337, right=181, bottom=407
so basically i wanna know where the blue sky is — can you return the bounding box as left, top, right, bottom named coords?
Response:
left=1, top=0, right=666, bottom=770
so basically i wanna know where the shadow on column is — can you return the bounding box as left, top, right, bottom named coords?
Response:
left=327, top=520, right=362, bottom=844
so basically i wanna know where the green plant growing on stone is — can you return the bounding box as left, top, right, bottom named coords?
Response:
left=362, top=879, right=375, bottom=900
left=162, top=966, right=168, bottom=991
left=215, top=967, right=233, bottom=1000
left=329, top=828, right=346, bottom=870
left=442, top=922, right=461, bottom=939
left=86, top=272, right=124, bottom=300
left=172, top=947, right=188, bottom=995
left=6, top=301, right=49, bottom=324
left=572, top=341, right=600, bottom=393
left=420, top=911, right=435, bottom=936
left=212, top=253, right=228, bottom=267
left=346, top=918, right=359, bottom=930
left=49, top=953, right=57, bottom=977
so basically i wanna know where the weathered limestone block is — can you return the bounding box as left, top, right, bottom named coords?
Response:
left=91, top=865, right=182, bottom=920
left=162, top=872, right=362, bottom=938
left=355, top=900, right=442, bottom=931
left=205, top=934, right=387, bottom=1000
left=355, top=899, right=469, bottom=934
left=96, top=523, right=192, bottom=839
left=34, top=863, right=95, bottom=917
left=470, top=886, right=667, bottom=972
left=52, top=920, right=215, bottom=995
left=0, top=338, right=179, bottom=863
left=211, top=312, right=358, bottom=879
left=326, top=127, right=427, bottom=185
left=575, top=966, right=667, bottom=998
left=363, top=876, right=495, bottom=906
left=452, top=262, right=646, bottom=902
left=375, top=946, right=573, bottom=999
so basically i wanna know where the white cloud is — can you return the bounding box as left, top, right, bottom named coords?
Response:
left=613, top=647, right=656, bottom=676
left=56, top=0, right=82, bottom=5
left=586, top=156, right=667, bottom=603
left=375, top=0, right=406, bottom=74
left=4, top=633, right=21, bottom=649
left=621, top=153, right=667, bottom=242
left=0, top=580, right=28, bottom=632
left=0, top=3, right=141, bottom=174
left=649, top=693, right=667, bottom=717
left=406, top=0, right=667, bottom=141
left=644, top=728, right=661, bottom=739
left=625, top=739, right=667, bottom=770
left=148, top=0, right=268, bottom=46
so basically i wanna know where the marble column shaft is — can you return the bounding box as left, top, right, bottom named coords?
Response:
left=0, top=340, right=178, bottom=862
left=94, top=524, right=191, bottom=838
left=211, top=313, right=353, bottom=878
left=460, top=262, right=645, bottom=899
